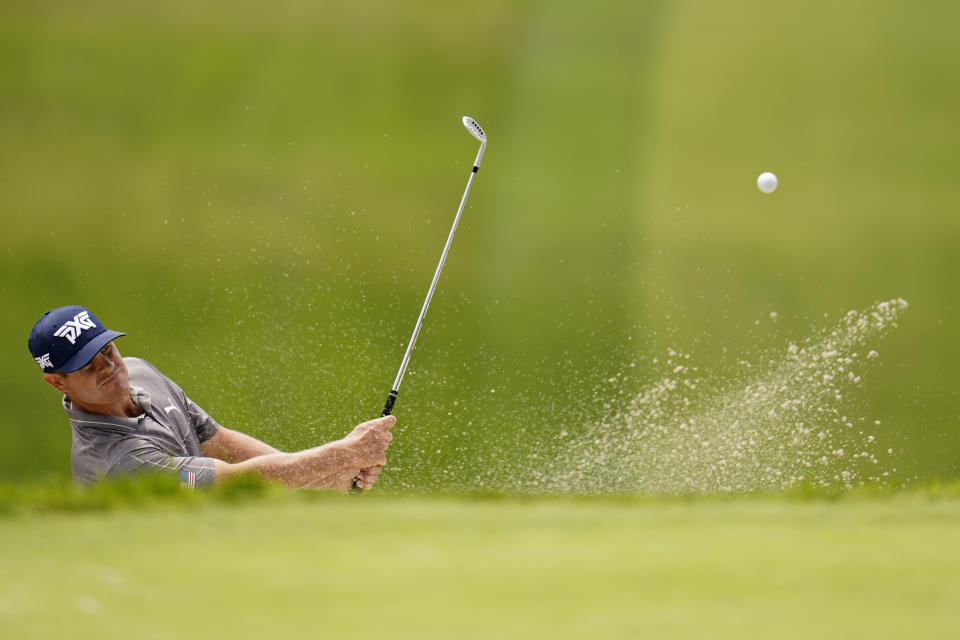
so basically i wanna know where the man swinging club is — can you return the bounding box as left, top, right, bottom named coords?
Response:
left=28, top=305, right=394, bottom=491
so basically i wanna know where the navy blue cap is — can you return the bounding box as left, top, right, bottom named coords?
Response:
left=28, top=306, right=126, bottom=374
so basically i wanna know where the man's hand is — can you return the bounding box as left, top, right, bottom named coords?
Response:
left=342, top=415, right=395, bottom=468
left=354, top=465, right=384, bottom=491
left=341, top=415, right=395, bottom=491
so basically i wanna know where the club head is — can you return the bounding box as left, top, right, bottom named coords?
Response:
left=462, top=116, right=487, bottom=143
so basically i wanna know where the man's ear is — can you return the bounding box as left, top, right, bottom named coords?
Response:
left=44, top=373, right=69, bottom=393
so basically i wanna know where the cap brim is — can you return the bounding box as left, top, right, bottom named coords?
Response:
left=57, top=330, right=126, bottom=373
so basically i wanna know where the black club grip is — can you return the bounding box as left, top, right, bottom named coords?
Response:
left=381, top=389, right=399, bottom=417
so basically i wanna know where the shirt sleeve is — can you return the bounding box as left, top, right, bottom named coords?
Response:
left=183, top=394, right=221, bottom=443
left=107, top=440, right=217, bottom=488
left=135, top=359, right=222, bottom=444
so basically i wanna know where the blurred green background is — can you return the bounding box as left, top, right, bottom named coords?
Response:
left=1, top=0, right=957, bottom=487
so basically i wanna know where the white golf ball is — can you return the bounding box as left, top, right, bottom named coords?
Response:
left=757, top=171, right=778, bottom=193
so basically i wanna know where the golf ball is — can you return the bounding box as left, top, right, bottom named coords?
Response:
left=757, top=171, right=778, bottom=193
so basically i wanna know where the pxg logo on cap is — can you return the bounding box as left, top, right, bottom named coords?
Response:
left=28, top=305, right=126, bottom=374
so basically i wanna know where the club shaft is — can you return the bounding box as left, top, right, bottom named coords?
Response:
left=381, top=165, right=479, bottom=416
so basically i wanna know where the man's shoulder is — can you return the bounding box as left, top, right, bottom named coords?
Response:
left=124, top=356, right=162, bottom=378
left=124, top=357, right=178, bottom=390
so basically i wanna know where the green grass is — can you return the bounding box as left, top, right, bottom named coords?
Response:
left=2, top=487, right=959, bottom=638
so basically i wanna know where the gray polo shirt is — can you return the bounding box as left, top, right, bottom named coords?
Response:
left=64, top=357, right=219, bottom=487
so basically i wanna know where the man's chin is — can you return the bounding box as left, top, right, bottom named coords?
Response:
left=100, top=375, right=128, bottom=396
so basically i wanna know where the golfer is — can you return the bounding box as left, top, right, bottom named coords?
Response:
left=28, top=305, right=393, bottom=491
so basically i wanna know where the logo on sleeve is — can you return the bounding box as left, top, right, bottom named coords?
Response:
left=35, top=354, right=53, bottom=369
left=180, top=469, right=197, bottom=489
left=53, top=311, right=97, bottom=345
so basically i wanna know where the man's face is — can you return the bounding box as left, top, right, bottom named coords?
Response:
left=44, top=342, right=130, bottom=411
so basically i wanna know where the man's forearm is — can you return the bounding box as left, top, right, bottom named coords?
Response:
left=209, top=415, right=394, bottom=492
left=213, top=440, right=356, bottom=490
left=203, top=426, right=280, bottom=463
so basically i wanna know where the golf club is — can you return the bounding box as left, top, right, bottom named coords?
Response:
left=353, top=116, right=487, bottom=491
left=382, top=115, right=487, bottom=417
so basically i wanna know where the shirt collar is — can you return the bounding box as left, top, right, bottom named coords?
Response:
left=63, top=385, right=151, bottom=433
